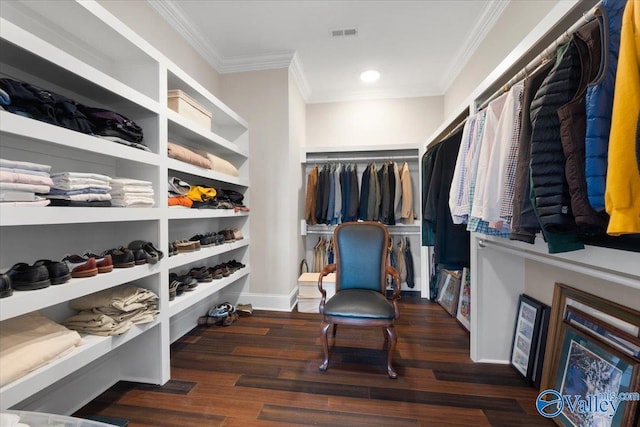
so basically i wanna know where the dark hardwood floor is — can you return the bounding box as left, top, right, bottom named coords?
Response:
left=75, top=295, right=553, bottom=427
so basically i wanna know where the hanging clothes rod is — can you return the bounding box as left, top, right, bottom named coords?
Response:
left=476, top=2, right=600, bottom=111
left=306, top=229, right=420, bottom=236
left=307, top=155, right=417, bottom=164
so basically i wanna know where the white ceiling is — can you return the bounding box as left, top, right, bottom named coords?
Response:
left=150, top=0, right=509, bottom=104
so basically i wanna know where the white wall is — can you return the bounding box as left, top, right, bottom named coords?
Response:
left=306, top=96, right=443, bottom=148
left=443, top=0, right=559, bottom=118
left=220, top=69, right=296, bottom=307
left=97, top=0, right=220, bottom=97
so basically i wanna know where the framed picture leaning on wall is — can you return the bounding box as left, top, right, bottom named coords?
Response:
left=510, top=294, right=547, bottom=384
left=456, top=267, right=471, bottom=331
left=436, top=269, right=461, bottom=317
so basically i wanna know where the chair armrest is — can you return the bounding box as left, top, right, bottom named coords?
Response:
left=317, top=264, right=336, bottom=313
left=385, top=265, right=401, bottom=319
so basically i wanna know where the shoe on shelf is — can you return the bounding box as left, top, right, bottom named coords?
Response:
left=221, top=230, right=235, bottom=243
left=190, top=234, right=214, bottom=248
left=227, top=259, right=246, bottom=269
left=103, top=248, right=135, bottom=268
left=207, top=267, right=224, bottom=280
left=34, top=259, right=71, bottom=284
left=169, top=279, right=181, bottom=301
left=189, top=266, right=213, bottom=283
left=83, top=252, right=114, bottom=274
left=174, top=240, right=197, bottom=253
left=213, top=232, right=225, bottom=245
left=0, top=273, right=13, bottom=298
left=62, top=255, right=98, bottom=278
left=128, top=240, right=163, bottom=264
left=6, top=262, right=51, bottom=290
left=212, top=264, right=230, bottom=277
left=168, top=242, right=177, bottom=257
left=232, top=228, right=244, bottom=240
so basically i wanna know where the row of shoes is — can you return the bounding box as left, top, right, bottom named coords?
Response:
left=168, top=229, right=244, bottom=257
left=168, top=259, right=246, bottom=300
left=0, top=240, right=163, bottom=296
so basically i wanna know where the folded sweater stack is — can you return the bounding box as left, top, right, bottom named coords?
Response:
left=64, top=285, right=159, bottom=336
left=110, top=177, right=154, bottom=207
left=46, top=172, right=112, bottom=207
left=0, top=158, right=53, bottom=206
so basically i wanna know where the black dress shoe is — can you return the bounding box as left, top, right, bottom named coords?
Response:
left=34, top=260, right=71, bottom=285
left=6, top=262, right=51, bottom=290
left=0, top=273, right=13, bottom=298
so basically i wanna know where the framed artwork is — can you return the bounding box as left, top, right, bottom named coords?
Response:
left=541, top=283, right=640, bottom=392
left=436, top=269, right=461, bottom=317
left=456, top=267, right=471, bottom=331
left=547, top=323, right=640, bottom=427
left=510, top=294, right=548, bottom=384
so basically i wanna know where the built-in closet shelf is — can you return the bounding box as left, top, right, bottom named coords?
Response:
left=0, top=320, right=159, bottom=410
left=167, top=67, right=248, bottom=132
left=0, top=112, right=161, bottom=166
left=474, top=233, right=640, bottom=290
left=167, top=111, right=249, bottom=158
left=0, top=207, right=160, bottom=227
left=167, top=239, right=250, bottom=270
left=167, top=158, right=248, bottom=187
left=167, top=209, right=249, bottom=220
left=0, top=264, right=160, bottom=322
left=168, top=268, right=249, bottom=317
left=0, top=20, right=159, bottom=114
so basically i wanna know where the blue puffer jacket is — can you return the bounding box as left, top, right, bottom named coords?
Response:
left=584, top=0, right=626, bottom=212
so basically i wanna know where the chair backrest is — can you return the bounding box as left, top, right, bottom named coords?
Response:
left=334, top=222, right=389, bottom=293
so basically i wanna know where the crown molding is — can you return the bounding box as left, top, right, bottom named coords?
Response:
left=289, top=52, right=311, bottom=102
left=148, top=0, right=223, bottom=71
left=219, top=51, right=295, bottom=74
left=438, top=0, right=510, bottom=93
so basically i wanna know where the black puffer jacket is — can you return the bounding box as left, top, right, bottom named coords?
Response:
left=529, top=43, right=581, bottom=233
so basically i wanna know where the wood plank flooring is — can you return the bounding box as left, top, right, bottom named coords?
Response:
left=75, top=295, right=553, bottom=426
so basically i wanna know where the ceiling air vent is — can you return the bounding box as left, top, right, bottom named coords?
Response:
left=330, top=27, right=358, bottom=38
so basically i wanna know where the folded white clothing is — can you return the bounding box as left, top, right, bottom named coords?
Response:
left=0, top=166, right=51, bottom=177
left=0, top=158, right=51, bottom=173
left=109, top=186, right=154, bottom=194
left=0, top=312, right=82, bottom=387
left=51, top=181, right=112, bottom=191
left=0, top=200, right=50, bottom=207
left=0, top=190, right=42, bottom=202
left=111, top=196, right=154, bottom=207
left=111, top=177, right=153, bottom=186
left=50, top=172, right=112, bottom=181
left=63, top=311, right=115, bottom=326
left=0, top=182, right=50, bottom=194
left=64, top=320, right=133, bottom=336
left=47, top=193, right=112, bottom=201
left=0, top=170, right=54, bottom=186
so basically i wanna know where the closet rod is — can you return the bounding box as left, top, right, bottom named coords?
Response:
left=476, top=2, right=600, bottom=111
left=308, top=155, right=416, bottom=164
left=306, top=229, right=420, bottom=236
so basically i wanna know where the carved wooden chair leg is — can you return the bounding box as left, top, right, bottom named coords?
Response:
left=319, top=321, right=331, bottom=371
left=382, top=327, right=389, bottom=349
left=332, top=324, right=338, bottom=339
left=385, top=325, right=398, bottom=379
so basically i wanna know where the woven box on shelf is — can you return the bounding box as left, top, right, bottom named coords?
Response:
left=167, top=89, right=212, bottom=130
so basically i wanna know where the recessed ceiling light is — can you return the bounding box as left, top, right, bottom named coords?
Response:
left=360, top=69, right=380, bottom=83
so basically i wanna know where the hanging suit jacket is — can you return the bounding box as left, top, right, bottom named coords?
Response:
left=304, top=165, right=318, bottom=225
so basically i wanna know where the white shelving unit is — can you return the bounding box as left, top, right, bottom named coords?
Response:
left=301, top=145, right=423, bottom=294
left=0, top=0, right=249, bottom=415
left=423, top=0, right=640, bottom=364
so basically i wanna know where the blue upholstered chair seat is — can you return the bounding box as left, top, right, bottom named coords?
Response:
left=324, top=289, right=395, bottom=320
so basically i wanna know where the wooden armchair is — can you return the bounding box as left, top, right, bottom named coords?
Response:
left=317, top=221, right=401, bottom=378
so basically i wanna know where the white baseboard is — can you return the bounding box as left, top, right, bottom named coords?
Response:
left=221, top=287, right=298, bottom=312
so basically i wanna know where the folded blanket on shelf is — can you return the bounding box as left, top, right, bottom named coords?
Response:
left=0, top=182, right=50, bottom=194
left=0, top=170, right=54, bottom=186
left=0, top=158, right=51, bottom=173
left=0, top=312, right=82, bottom=386
left=111, top=177, right=153, bottom=186
left=110, top=186, right=154, bottom=195
left=168, top=142, right=210, bottom=169
left=194, top=150, right=239, bottom=177
left=63, top=320, right=133, bottom=336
